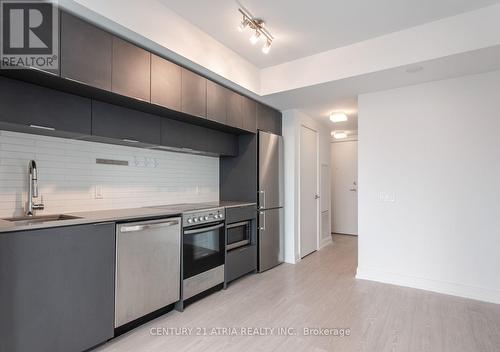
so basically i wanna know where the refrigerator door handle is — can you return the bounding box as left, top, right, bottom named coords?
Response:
left=259, top=211, right=266, bottom=230
left=258, top=190, right=266, bottom=209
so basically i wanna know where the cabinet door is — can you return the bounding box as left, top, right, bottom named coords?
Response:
left=181, top=69, right=206, bottom=118
left=242, top=97, right=257, bottom=133
left=0, top=76, right=91, bottom=135
left=161, top=118, right=237, bottom=156
left=151, top=54, right=181, bottom=111
left=226, top=90, right=243, bottom=129
left=92, top=100, right=161, bottom=144
left=60, top=12, right=112, bottom=90
left=112, top=37, right=151, bottom=101
left=0, top=223, right=115, bottom=352
left=204, top=128, right=238, bottom=156
left=207, top=80, right=227, bottom=124
left=160, top=118, right=208, bottom=152
left=257, top=103, right=282, bottom=135
left=160, top=118, right=188, bottom=149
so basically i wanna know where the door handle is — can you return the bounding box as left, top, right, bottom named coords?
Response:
left=30, top=124, right=55, bottom=131
left=120, top=220, right=179, bottom=233
left=349, top=188, right=357, bottom=192
left=259, top=211, right=266, bottom=231
left=314, top=194, right=320, bottom=199
left=258, top=190, right=266, bottom=209
left=184, top=223, right=224, bottom=235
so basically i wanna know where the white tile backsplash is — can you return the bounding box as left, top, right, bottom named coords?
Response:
left=0, top=130, right=219, bottom=217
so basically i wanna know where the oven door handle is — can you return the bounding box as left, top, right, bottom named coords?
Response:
left=226, top=221, right=249, bottom=229
left=184, top=223, right=224, bottom=235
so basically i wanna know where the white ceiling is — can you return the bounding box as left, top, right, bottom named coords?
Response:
left=159, top=0, right=500, bottom=68
left=265, top=45, right=500, bottom=129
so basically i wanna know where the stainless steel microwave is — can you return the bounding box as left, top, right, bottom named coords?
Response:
left=226, top=220, right=251, bottom=251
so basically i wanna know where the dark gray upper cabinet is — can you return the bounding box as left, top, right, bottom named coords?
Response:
left=181, top=68, right=206, bottom=118
left=92, top=100, right=161, bottom=144
left=204, top=128, right=238, bottom=156
left=112, top=37, right=151, bottom=102
left=161, top=118, right=237, bottom=156
left=257, top=103, right=282, bottom=135
left=242, top=97, right=257, bottom=133
left=226, top=90, right=243, bottom=129
left=151, top=54, right=181, bottom=111
left=0, top=76, right=91, bottom=135
left=60, top=12, right=112, bottom=90
left=207, top=80, right=227, bottom=124
left=0, top=223, right=115, bottom=352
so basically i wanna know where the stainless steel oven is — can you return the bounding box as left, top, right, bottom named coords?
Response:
left=182, top=207, right=225, bottom=300
left=226, top=220, right=251, bottom=251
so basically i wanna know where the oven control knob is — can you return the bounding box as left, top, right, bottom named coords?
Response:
left=214, top=214, right=219, bottom=219
left=198, top=216, right=204, bottom=222
left=193, top=218, right=198, bottom=223
left=187, top=218, right=193, bottom=224
left=204, top=216, right=209, bottom=221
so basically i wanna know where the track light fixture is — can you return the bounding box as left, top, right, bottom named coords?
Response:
left=237, top=6, right=273, bottom=54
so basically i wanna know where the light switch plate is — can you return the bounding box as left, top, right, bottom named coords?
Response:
left=379, top=192, right=395, bottom=202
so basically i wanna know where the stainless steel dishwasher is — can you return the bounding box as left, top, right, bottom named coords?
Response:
left=115, top=217, right=181, bottom=328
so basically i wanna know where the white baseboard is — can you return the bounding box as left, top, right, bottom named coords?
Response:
left=319, top=236, right=332, bottom=249
left=356, top=266, right=500, bottom=305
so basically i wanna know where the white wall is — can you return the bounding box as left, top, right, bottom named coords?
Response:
left=0, top=131, right=219, bottom=218
left=282, top=110, right=331, bottom=263
left=357, top=70, right=500, bottom=304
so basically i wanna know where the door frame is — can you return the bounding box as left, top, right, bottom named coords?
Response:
left=298, top=124, right=320, bottom=258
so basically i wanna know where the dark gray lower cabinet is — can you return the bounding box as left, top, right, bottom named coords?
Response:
left=226, top=245, right=257, bottom=283
left=0, top=223, right=115, bottom=352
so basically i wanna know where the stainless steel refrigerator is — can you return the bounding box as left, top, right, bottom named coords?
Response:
left=258, top=130, right=284, bottom=272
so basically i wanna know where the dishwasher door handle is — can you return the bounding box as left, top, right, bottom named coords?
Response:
left=120, top=220, right=179, bottom=233
left=184, top=223, right=224, bottom=235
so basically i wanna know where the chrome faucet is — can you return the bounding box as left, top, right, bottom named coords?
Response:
left=26, top=160, right=44, bottom=216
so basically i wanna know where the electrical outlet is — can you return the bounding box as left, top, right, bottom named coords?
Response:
left=95, top=185, right=103, bottom=199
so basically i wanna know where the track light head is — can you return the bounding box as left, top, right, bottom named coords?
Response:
left=238, top=18, right=249, bottom=32
left=262, top=40, right=272, bottom=54
left=249, top=30, right=261, bottom=45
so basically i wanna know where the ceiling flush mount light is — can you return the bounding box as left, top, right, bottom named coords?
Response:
left=331, top=131, right=348, bottom=139
left=237, top=6, right=273, bottom=54
left=330, top=112, right=348, bottom=123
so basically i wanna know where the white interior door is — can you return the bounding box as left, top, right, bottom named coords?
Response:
left=300, top=125, right=319, bottom=257
left=331, top=141, right=358, bottom=235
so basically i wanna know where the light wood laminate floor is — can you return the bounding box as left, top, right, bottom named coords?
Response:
left=95, top=235, right=500, bottom=352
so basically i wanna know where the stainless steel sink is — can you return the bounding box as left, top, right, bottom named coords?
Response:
left=2, top=214, right=81, bottom=226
